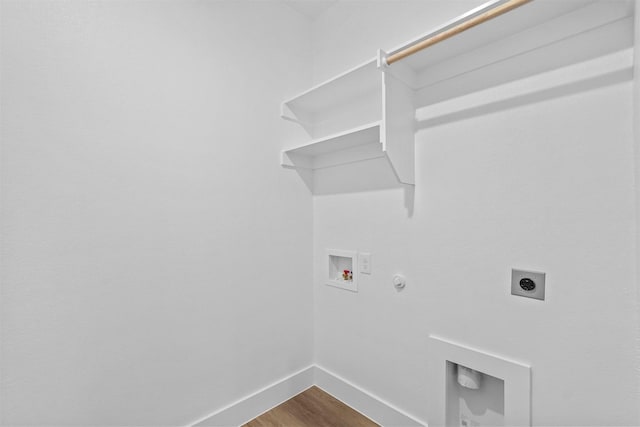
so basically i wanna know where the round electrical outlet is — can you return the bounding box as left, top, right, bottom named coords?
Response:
left=519, top=278, right=536, bottom=291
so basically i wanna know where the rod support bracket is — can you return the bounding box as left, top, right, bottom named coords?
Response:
left=377, top=49, right=389, bottom=69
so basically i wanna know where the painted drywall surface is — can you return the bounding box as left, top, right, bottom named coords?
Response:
left=634, top=1, right=640, bottom=421
left=0, top=1, right=313, bottom=425
left=310, top=0, right=486, bottom=83
left=311, top=1, right=640, bottom=425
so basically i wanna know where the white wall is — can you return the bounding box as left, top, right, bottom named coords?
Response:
left=0, top=1, right=313, bottom=425
left=311, top=1, right=640, bottom=425
left=633, top=1, right=640, bottom=421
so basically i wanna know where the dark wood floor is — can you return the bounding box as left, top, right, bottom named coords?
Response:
left=243, top=386, right=379, bottom=427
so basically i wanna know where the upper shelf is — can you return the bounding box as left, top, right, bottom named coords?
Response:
left=282, top=59, right=379, bottom=121
left=281, top=59, right=381, bottom=137
left=379, top=0, right=634, bottom=99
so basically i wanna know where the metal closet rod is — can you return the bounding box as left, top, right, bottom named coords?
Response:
left=385, top=0, right=533, bottom=65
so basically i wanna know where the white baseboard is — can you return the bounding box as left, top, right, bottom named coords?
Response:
left=187, top=364, right=425, bottom=427
left=189, top=366, right=315, bottom=427
left=314, top=365, right=425, bottom=427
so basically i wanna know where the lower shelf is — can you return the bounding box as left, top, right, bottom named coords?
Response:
left=281, top=122, right=383, bottom=171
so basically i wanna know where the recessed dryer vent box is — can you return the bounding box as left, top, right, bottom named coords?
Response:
left=326, top=249, right=358, bottom=292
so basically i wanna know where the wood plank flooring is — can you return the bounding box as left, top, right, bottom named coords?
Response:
left=243, top=386, right=379, bottom=427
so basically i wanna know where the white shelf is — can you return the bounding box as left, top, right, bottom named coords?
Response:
left=414, top=48, right=633, bottom=127
left=379, top=0, right=634, bottom=106
left=281, top=122, right=384, bottom=171
left=282, top=59, right=379, bottom=124
left=281, top=59, right=382, bottom=138
left=280, top=58, right=415, bottom=189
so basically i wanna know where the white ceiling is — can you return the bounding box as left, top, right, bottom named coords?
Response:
left=283, top=0, right=338, bottom=21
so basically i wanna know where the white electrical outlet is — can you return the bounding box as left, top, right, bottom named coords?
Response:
left=359, top=252, right=371, bottom=274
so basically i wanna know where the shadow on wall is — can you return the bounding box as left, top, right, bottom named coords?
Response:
left=302, top=156, right=415, bottom=216
left=415, top=66, right=632, bottom=131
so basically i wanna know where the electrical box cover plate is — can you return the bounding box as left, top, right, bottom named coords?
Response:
left=511, top=269, right=545, bottom=300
